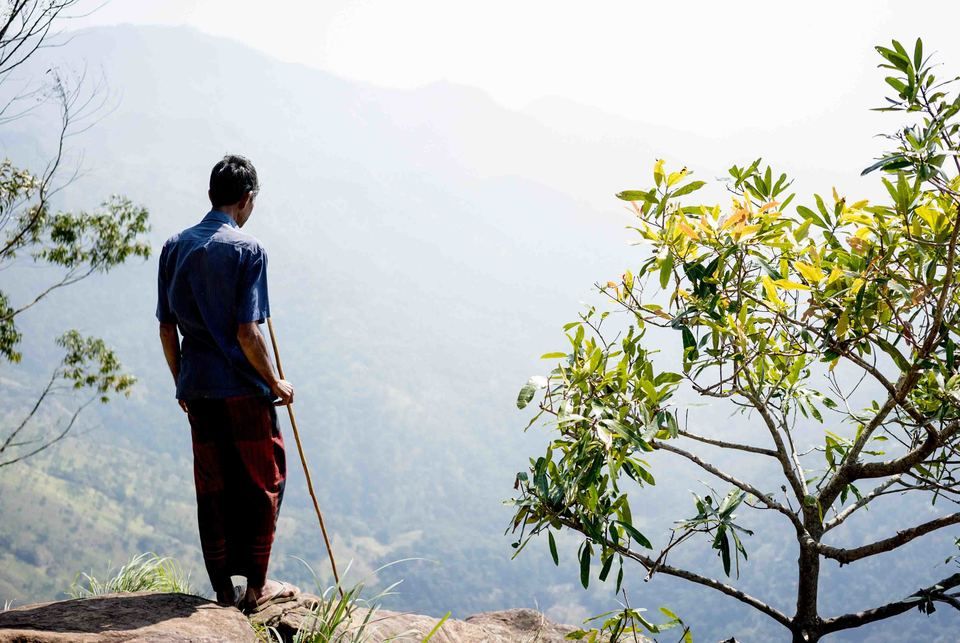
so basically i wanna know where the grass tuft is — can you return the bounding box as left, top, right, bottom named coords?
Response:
left=68, top=552, right=195, bottom=598
left=258, top=557, right=430, bottom=643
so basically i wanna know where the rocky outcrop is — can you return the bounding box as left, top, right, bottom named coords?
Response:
left=0, top=592, right=257, bottom=642
left=0, top=592, right=588, bottom=642
left=249, top=593, right=580, bottom=642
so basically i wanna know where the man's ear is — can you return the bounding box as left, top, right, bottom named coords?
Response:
left=238, top=191, right=253, bottom=209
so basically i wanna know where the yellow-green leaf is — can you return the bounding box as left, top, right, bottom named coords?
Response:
left=654, top=159, right=665, bottom=187
left=666, top=168, right=689, bottom=187
left=795, top=261, right=825, bottom=283
left=836, top=310, right=850, bottom=337
left=774, top=279, right=810, bottom=291
left=761, top=275, right=785, bottom=307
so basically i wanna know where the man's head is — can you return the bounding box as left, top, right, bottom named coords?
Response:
left=209, top=155, right=259, bottom=227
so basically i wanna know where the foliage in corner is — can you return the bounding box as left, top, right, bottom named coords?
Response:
left=512, top=37, right=960, bottom=643
left=0, top=1, right=151, bottom=467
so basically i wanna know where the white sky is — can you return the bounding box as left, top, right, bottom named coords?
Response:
left=66, top=1, right=960, bottom=137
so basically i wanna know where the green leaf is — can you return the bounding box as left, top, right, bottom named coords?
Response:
left=630, top=460, right=656, bottom=485
left=671, top=180, right=706, bottom=197
left=885, top=76, right=908, bottom=95
left=814, top=193, right=830, bottom=222
left=719, top=532, right=731, bottom=575
left=653, top=372, right=683, bottom=385
left=617, top=190, right=657, bottom=203
left=516, top=382, right=536, bottom=409
left=548, top=531, right=559, bottom=566
left=659, top=252, right=674, bottom=289
left=861, top=154, right=907, bottom=176
left=598, top=554, right=614, bottom=582
left=579, top=544, right=591, bottom=589
left=796, top=205, right=827, bottom=228
left=681, top=327, right=698, bottom=361
left=876, top=45, right=911, bottom=72
left=615, top=520, right=652, bottom=548
left=754, top=256, right=782, bottom=279
left=874, top=337, right=912, bottom=372
left=540, top=352, right=567, bottom=359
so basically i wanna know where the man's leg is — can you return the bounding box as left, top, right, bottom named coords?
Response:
left=186, top=398, right=240, bottom=603
left=220, top=395, right=290, bottom=607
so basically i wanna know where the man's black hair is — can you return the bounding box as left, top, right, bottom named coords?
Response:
left=209, top=155, right=259, bottom=208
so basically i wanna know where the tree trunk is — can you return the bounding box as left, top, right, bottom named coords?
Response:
left=793, top=516, right=823, bottom=642
left=792, top=627, right=821, bottom=643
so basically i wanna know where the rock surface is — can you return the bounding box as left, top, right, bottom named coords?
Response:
left=0, top=592, right=257, bottom=642
left=0, top=591, right=594, bottom=642
left=249, top=593, right=580, bottom=642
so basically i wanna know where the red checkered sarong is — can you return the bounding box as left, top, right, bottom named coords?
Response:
left=186, top=395, right=286, bottom=589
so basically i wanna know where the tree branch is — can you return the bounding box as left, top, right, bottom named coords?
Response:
left=556, top=515, right=793, bottom=629
left=0, top=368, right=57, bottom=454
left=823, top=475, right=903, bottom=532
left=677, top=429, right=779, bottom=458
left=652, top=438, right=806, bottom=534
left=1, top=266, right=93, bottom=322
left=857, top=421, right=960, bottom=481
left=821, top=573, right=960, bottom=634
left=817, top=513, right=960, bottom=565
left=742, top=384, right=808, bottom=504
left=0, top=396, right=92, bottom=468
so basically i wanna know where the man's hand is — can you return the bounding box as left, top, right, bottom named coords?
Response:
left=271, top=379, right=294, bottom=406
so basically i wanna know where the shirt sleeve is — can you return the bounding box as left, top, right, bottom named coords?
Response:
left=156, top=242, right=177, bottom=324
left=237, top=245, right=270, bottom=324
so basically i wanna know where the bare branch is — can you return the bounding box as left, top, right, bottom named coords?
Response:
left=857, top=421, right=960, bottom=481
left=823, top=475, right=903, bottom=532
left=556, top=515, right=793, bottom=629
left=1, top=266, right=94, bottom=321
left=742, top=384, right=808, bottom=504
left=652, top=438, right=806, bottom=534
left=821, top=573, right=960, bottom=634
left=817, top=513, right=960, bottom=565
left=677, top=429, right=779, bottom=458
left=0, top=396, right=93, bottom=468
left=0, top=368, right=57, bottom=455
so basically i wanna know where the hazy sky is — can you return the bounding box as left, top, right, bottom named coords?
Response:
left=67, top=1, right=960, bottom=137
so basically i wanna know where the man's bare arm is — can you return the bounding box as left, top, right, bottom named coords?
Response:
left=159, top=322, right=181, bottom=382
left=237, top=321, right=294, bottom=405
left=159, top=322, right=188, bottom=412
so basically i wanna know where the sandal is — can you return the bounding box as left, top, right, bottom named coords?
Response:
left=245, top=580, right=300, bottom=614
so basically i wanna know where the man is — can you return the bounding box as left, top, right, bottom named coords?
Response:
left=157, top=155, right=299, bottom=612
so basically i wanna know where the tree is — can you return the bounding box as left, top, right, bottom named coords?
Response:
left=512, top=38, right=960, bottom=642
left=0, top=1, right=150, bottom=467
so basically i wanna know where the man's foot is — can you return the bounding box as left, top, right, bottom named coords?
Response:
left=242, top=579, right=300, bottom=614
left=215, top=584, right=246, bottom=608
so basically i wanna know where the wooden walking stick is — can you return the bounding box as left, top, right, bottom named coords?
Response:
left=267, top=317, right=344, bottom=599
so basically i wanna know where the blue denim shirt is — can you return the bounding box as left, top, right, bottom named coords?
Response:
left=157, top=210, right=271, bottom=400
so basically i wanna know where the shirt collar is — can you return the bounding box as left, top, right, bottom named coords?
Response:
left=203, top=209, right=239, bottom=228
